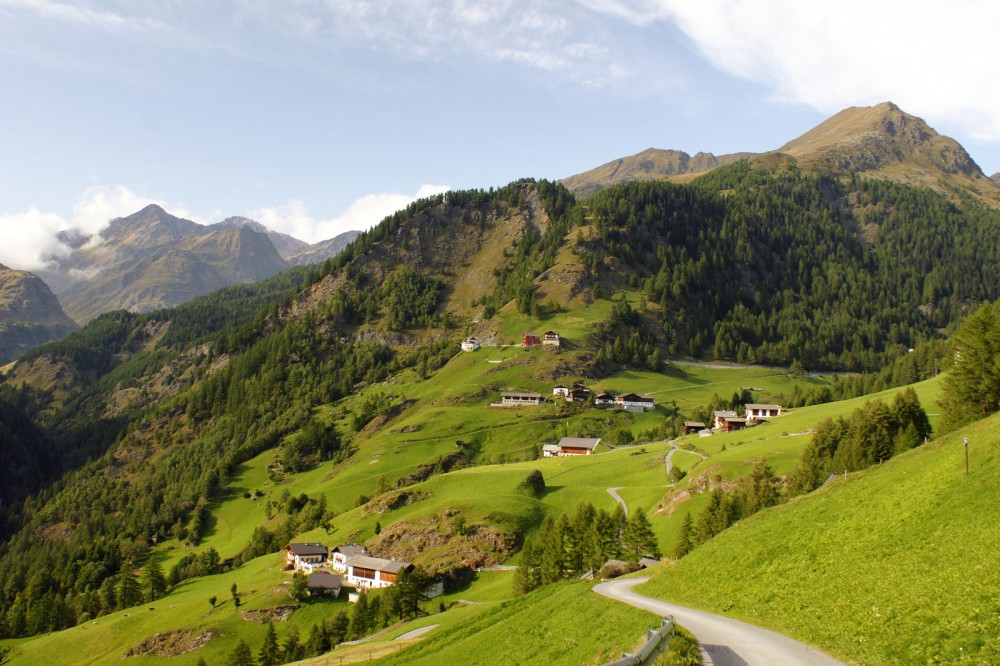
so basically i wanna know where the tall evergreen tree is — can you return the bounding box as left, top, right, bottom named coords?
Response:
left=673, top=512, right=694, bottom=559
left=512, top=540, right=541, bottom=596
left=622, top=507, right=659, bottom=562
left=258, top=621, right=280, bottom=666
left=228, top=639, right=254, bottom=666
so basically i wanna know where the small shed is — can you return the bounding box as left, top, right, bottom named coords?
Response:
left=683, top=421, right=707, bottom=435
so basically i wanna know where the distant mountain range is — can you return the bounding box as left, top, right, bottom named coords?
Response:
left=29, top=207, right=360, bottom=326
left=562, top=102, right=1000, bottom=207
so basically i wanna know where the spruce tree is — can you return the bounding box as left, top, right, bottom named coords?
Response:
left=258, top=621, right=280, bottom=666
left=227, top=639, right=254, bottom=666
left=673, top=512, right=693, bottom=559
left=512, top=540, right=541, bottom=596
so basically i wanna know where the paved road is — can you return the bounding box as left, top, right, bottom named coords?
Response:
left=594, top=578, right=844, bottom=666
left=606, top=487, right=628, bottom=516
left=664, top=441, right=707, bottom=485
left=395, top=624, right=439, bottom=641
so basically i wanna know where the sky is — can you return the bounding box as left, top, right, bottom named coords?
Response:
left=1, top=0, right=999, bottom=271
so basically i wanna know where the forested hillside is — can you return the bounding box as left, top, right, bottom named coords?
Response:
left=1, top=166, right=1000, bottom=650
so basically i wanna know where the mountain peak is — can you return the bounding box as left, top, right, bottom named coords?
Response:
left=778, top=101, right=984, bottom=179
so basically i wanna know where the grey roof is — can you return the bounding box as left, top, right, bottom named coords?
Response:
left=501, top=391, right=542, bottom=399
left=557, top=437, right=602, bottom=450
left=542, top=444, right=561, bottom=452
left=745, top=403, right=782, bottom=411
left=288, top=542, right=328, bottom=557
left=713, top=410, right=737, bottom=418
left=683, top=421, right=707, bottom=428
left=346, top=554, right=411, bottom=573
left=308, top=572, right=343, bottom=589
left=331, top=543, right=368, bottom=557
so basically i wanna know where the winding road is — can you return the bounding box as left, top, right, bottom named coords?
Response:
left=606, top=487, right=628, bottom=516
left=594, top=578, right=844, bottom=666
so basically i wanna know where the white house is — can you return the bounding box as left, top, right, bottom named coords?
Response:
left=615, top=393, right=655, bottom=412
left=594, top=393, right=615, bottom=406
left=344, top=554, right=412, bottom=590
left=329, top=543, right=369, bottom=574
left=552, top=385, right=569, bottom=398
left=461, top=337, right=481, bottom=352
left=499, top=391, right=544, bottom=406
left=285, top=543, right=328, bottom=573
left=542, top=331, right=561, bottom=347
left=744, top=403, right=782, bottom=423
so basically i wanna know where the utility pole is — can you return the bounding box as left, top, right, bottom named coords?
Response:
left=963, top=437, right=969, bottom=477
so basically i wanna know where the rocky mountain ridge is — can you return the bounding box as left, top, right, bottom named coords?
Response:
left=563, top=102, right=1000, bottom=206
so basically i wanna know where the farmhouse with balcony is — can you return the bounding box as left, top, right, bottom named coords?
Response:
left=344, top=554, right=413, bottom=590
left=615, top=393, right=655, bottom=412
left=499, top=391, right=544, bottom=406
left=594, top=393, right=615, bottom=406
left=285, top=543, right=328, bottom=573
left=329, top=543, right=369, bottom=574
left=461, top=337, right=481, bottom=352
left=542, top=331, right=561, bottom=347
left=553, top=385, right=569, bottom=398
left=683, top=421, right=707, bottom=435
left=523, top=332, right=541, bottom=347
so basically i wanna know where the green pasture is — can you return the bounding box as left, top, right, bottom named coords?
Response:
left=639, top=410, right=1000, bottom=665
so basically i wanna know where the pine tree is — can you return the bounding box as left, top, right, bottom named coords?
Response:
left=290, top=572, right=308, bottom=602
left=673, top=512, right=693, bottom=559
left=116, top=571, right=142, bottom=610
left=512, top=540, right=541, bottom=596
left=283, top=623, right=303, bottom=662
left=227, top=639, right=254, bottom=666
left=144, top=559, right=167, bottom=602
left=258, top=621, right=280, bottom=666
left=621, top=507, right=659, bottom=562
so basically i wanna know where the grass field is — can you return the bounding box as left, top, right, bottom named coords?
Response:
left=638, top=411, right=999, bottom=665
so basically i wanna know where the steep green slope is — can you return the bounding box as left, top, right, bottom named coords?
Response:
left=639, top=413, right=1000, bottom=665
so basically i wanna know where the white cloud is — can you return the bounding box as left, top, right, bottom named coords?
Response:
left=252, top=184, right=451, bottom=245
left=651, top=0, right=1000, bottom=140
left=0, top=0, right=164, bottom=33
left=0, top=186, right=199, bottom=272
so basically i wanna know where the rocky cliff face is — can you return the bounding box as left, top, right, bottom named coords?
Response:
left=0, top=264, right=78, bottom=363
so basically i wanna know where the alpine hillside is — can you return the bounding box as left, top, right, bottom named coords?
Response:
left=0, top=264, right=78, bottom=365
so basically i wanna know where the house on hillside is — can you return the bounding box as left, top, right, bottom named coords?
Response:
left=712, top=410, right=738, bottom=430
left=285, top=543, right=328, bottom=573
left=720, top=417, right=747, bottom=432
left=615, top=393, right=655, bottom=412
left=461, top=337, right=481, bottom=352
left=329, top=543, right=369, bottom=574
left=744, top=403, right=782, bottom=423
left=550, top=437, right=602, bottom=456
left=344, top=554, right=412, bottom=590
left=542, top=331, right=561, bottom=347
left=499, top=391, right=544, bottom=406
left=553, top=385, right=569, bottom=398
left=307, top=571, right=343, bottom=598
left=594, top=393, right=615, bottom=407
left=523, top=333, right=541, bottom=348
left=683, top=421, right=707, bottom=435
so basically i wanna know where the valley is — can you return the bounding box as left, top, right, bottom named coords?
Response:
left=2, top=103, right=1000, bottom=665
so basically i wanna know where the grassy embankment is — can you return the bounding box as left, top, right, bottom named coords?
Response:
left=639, top=405, right=997, bottom=665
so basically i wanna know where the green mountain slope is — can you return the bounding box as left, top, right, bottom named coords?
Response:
left=639, top=413, right=1000, bottom=665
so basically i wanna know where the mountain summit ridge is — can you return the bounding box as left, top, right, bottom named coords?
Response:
left=562, top=102, right=1000, bottom=205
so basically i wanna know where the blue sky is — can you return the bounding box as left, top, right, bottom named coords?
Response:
left=1, top=0, right=998, bottom=270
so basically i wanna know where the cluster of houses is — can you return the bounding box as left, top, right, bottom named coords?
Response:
left=495, top=383, right=656, bottom=413
left=682, top=403, right=784, bottom=435
left=284, top=542, right=440, bottom=601
left=461, top=330, right=563, bottom=353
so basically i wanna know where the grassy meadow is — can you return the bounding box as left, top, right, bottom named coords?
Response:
left=639, top=410, right=999, bottom=665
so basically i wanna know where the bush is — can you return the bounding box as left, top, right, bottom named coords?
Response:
left=522, top=470, right=545, bottom=495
